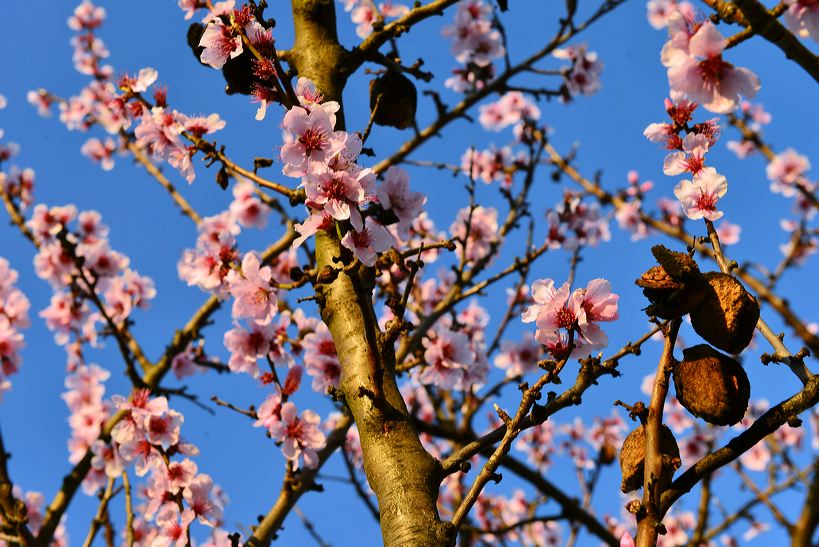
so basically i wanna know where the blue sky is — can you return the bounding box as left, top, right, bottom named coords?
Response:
left=0, top=0, right=817, bottom=545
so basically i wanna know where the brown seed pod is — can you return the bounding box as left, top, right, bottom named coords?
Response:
left=620, top=424, right=680, bottom=493
left=635, top=262, right=706, bottom=318
left=689, top=272, right=760, bottom=354
left=673, top=344, right=750, bottom=426
left=651, top=245, right=701, bottom=282
left=369, top=70, right=417, bottom=129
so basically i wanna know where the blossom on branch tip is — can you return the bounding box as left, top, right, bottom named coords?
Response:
left=198, top=17, right=243, bottom=69
left=673, top=167, right=728, bottom=221
left=663, top=15, right=759, bottom=113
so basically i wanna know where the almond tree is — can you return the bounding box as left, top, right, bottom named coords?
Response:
left=0, top=0, right=818, bottom=546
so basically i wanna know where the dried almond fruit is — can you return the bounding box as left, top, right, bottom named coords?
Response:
left=620, top=424, right=680, bottom=493
left=689, top=272, right=759, bottom=354
left=673, top=344, right=750, bottom=426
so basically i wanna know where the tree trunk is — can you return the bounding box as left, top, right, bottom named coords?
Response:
left=289, top=1, right=453, bottom=544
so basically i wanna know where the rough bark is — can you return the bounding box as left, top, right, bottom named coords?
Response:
left=289, top=1, right=452, bottom=544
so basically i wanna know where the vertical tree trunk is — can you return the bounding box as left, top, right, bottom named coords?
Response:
left=289, top=1, right=453, bottom=544
left=792, top=463, right=819, bottom=547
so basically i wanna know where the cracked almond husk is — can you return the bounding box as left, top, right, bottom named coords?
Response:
left=369, top=70, right=417, bottom=130
left=635, top=246, right=706, bottom=318
left=689, top=272, right=760, bottom=354
left=673, top=344, right=750, bottom=426
left=620, top=424, right=680, bottom=493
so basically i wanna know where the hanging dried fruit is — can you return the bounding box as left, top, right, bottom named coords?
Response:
left=620, top=424, right=681, bottom=493
left=369, top=69, right=417, bottom=130
left=673, top=344, right=750, bottom=426
left=635, top=245, right=707, bottom=318
left=689, top=272, right=760, bottom=354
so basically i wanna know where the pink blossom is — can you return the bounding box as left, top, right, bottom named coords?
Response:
left=740, top=440, right=771, bottom=471
left=673, top=167, right=728, bottom=221
left=183, top=474, right=224, bottom=526
left=442, top=0, right=504, bottom=67
left=80, top=137, right=117, bottom=170
left=198, top=18, right=242, bottom=69
left=303, top=323, right=341, bottom=393
left=305, top=166, right=371, bottom=230
left=166, top=458, right=197, bottom=494
left=68, top=1, right=106, bottom=31
left=646, top=0, right=693, bottom=29
left=27, top=89, right=53, bottom=117
left=715, top=219, right=741, bottom=245
left=419, top=327, right=477, bottom=390
left=376, top=166, right=426, bottom=237
left=340, top=218, right=394, bottom=267
left=293, top=210, right=334, bottom=248
left=295, top=77, right=341, bottom=124
left=663, top=132, right=710, bottom=176
left=450, top=206, right=499, bottom=263
left=280, top=106, right=336, bottom=177
left=229, top=179, right=270, bottom=228
left=784, top=0, right=819, bottom=42
left=553, top=43, right=604, bottom=98
left=478, top=92, right=540, bottom=131
left=227, top=252, right=277, bottom=325
left=223, top=322, right=277, bottom=377
left=616, top=200, right=650, bottom=240
left=254, top=390, right=283, bottom=432
left=664, top=19, right=759, bottom=113
left=766, top=148, right=811, bottom=197
left=154, top=503, right=195, bottom=547
left=269, top=402, right=326, bottom=469
left=145, top=409, right=184, bottom=449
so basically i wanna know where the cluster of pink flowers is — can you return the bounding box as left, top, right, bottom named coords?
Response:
left=449, top=205, right=499, bottom=264
left=0, top=166, right=35, bottom=210
left=177, top=191, right=277, bottom=296
left=478, top=91, right=541, bottom=133
left=44, top=3, right=230, bottom=185
left=615, top=171, right=654, bottom=241
left=442, top=0, right=505, bottom=92
left=726, top=101, right=771, bottom=159
left=646, top=0, right=694, bottom=29
left=302, top=322, right=341, bottom=393
left=340, top=0, right=410, bottom=38
left=418, top=302, right=490, bottom=391
left=644, top=99, right=729, bottom=221
left=784, top=0, right=819, bottom=42
left=461, top=145, right=525, bottom=187
left=661, top=10, right=759, bottom=113
left=472, top=489, right=563, bottom=545
left=544, top=191, right=611, bottom=250
left=8, top=488, right=69, bottom=545
left=553, top=43, right=604, bottom=100
left=494, top=332, right=541, bottom=378
left=279, top=90, right=425, bottom=268
left=0, top=258, right=30, bottom=398
left=254, top=391, right=327, bottom=469
left=29, top=206, right=156, bottom=365
left=101, top=388, right=227, bottom=543
left=68, top=1, right=112, bottom=79
left=62, top=364, right=111, bottom=474
left=522, top=278, right=619, bottom=359
left=767, top=148, right=814, bottom=199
